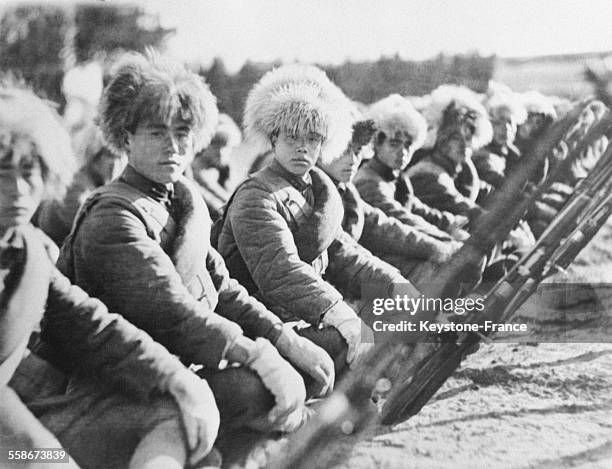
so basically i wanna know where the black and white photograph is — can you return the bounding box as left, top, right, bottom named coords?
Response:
left=0, top=1, right=611, bottom=468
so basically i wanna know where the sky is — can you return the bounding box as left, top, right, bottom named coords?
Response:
left=8, top=0, right=612, bottom=72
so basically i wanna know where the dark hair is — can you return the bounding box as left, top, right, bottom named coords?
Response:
left=351, top=119, right=376, bottom=148
left=99, top=50, right=218, bottom=156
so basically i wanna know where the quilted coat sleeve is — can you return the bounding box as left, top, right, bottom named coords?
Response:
left=355, top=176, right=453, bottom=239
left=408, top=193, right=455, bottom=231
left=205, top=247, right=283, bottom=340
left=43, top=267, right=186, bottom=399
left=58, top=200, right=243, bottom=369
left=325, top=231, right=408, bottom=299
left=358, top=198, right=452, bottom=260
left=410, top=170, right=484, bottom=220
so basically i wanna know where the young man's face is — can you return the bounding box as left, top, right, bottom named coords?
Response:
left=375, top=132, right=414, bottom=171
left=272, top=129, right=324, bottom=178
left=319, top=144, right=364, bottom=183
left=0, top=134, right=44, bottom=232
left=491, top=107, right=517, bottom=147
left=127, top=115, right=195, bottom=184
left=518, top=113, right=546, bottom=141
left=439, top=132, right=472, bottom=164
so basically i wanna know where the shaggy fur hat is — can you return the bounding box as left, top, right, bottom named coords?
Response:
left=520, top=91, right=557, bottom=119
left=367, top=94, right=428, bottom=150
left=550, top=96, right=574, bottom=120
left=486, top=89, right=528, bottom=125
left=0, top=86, right=75, bottom=199
left=243, top=63, right=353, bottom=165
left=406, top=95, right=431, bottom=113
left=99, top=49, right=218, bottom=156
left=421, top=85, right=493, bottom=150
left=351, top=119, right=377, bottom=149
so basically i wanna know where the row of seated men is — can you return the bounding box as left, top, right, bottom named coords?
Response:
left=2, top=50, right=604, bottom=469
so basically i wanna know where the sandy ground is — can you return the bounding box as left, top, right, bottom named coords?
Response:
left=321, top=219, right=612, bottom=469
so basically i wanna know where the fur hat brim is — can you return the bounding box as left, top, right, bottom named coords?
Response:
left=422, top=85, right=493, bottom=150
left=99, top=50, right=219, bottom=156
left=367, top=94, right=427, bottom=149
left=243, top=64, right=353, bottom=165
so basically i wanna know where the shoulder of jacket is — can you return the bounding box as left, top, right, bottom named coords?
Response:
left=407, top=159, right=445, bottom=177
left=234, top=167, right=293, bottom=205
left=76, top=181, right=158, bottom=229
left=354, top=164, right=382, bottom=183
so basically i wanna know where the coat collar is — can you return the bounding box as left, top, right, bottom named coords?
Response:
left=430, top=152, right=462, bottom=177
left=268, top=159, right=313, bottom=192
left=367, top=157, right=399, bottom=182
left=120, top=165, right=174, bottom=206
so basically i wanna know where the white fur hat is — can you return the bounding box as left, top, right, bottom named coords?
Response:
left=520, top=91, right=557, bottom=119
left=550, top=96, right=575, bottom=120
left=366, top=94, right=428, bottom=150
left=0, top=87, right=75, bottom=198
left=243, top=64, right=354, bottom=164
left=406, top=95, right=431, bottom=113
left=485, top=88, right=528, bottom=125
left=421, top=85, right=493, bottom=150
left=62, top=62, right=104, bottom=105
left=486, top=80, right=513, bottom=98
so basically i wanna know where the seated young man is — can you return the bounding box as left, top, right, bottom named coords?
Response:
left=57, top=52, right=334, bottom=437
left=0, top=85, right=220, bottom=469
left=409, top=88, right=535, bottom=279
left=316, top=118, right=461, bottom=287
left=515, top=91, right=557, bottom=159
left=472, top=92, right=527, bottom=195
left=217, top=64, right=420, bottom=372
left=354, top=94, right=468, bottom=240
left=190, top=113, right=241, bottom=220
left=406, top=87, right=493, bottom=222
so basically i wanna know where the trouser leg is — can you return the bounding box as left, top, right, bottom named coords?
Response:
left=10, top=355, right=187, bottom=469
left=197, top=367, right=275, bottom=431
left=31, top=385, right=186, bottom=469
left=198, top=324, right=348, bottom=431
left=0, top=386, right=81, bottom=469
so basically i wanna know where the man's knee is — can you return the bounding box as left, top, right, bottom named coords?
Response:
left=198, top=367, right=274, bottom=429
left=130, top=417, right=188, bottom=469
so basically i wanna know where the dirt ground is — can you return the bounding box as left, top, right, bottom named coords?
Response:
left=223, top=217, right=612, bottom=469
left=322, top=219, right=612, bottom=469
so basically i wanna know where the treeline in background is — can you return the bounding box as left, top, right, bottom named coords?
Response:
left=0, top=3, right=495, bottom=125
left=2, top=2, right=609, bottom=126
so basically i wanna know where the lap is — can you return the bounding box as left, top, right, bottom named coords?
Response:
left=9, top=354, right=181, bottom=469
